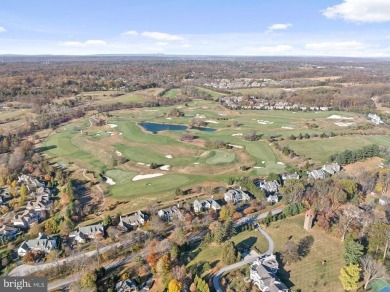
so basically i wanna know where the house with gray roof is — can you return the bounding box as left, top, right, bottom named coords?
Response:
left=281, top=173, right=300, bottom=182
left=118, top=210, right=146, bottom=231
left=78, top=223, right=104, bottom=239
left=12, top=210, right=39, bottom=229
left=26, top=194, right=52, bottom=212
left=250, top=254, right=288, bottom=292
left=193, top=198, right=221, bottom=212
left=0, top=225, right=19, bottom=241
left=267, top=194, right=279, bottom=204
left=17, top=233, right=57, bottom=256
left=322, top=162, right=341, bottom=175
left=224, top=188, right=250, bottom=204
left=256, top=180, right=280, bottom=194
left=157, top=206, right=182, bottom=221
left=308, top=169, right=326, bottom=180
left=18, top=174, right=44, bottom=192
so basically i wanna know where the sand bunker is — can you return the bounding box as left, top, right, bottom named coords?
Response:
left=194, top=162, right=200, bottom=165
left=132, top=174, right=164, bottom=181
left=108, top=124, right=118, bottom=128
left=327, top=115, right=353, bottom=120
left=195, top=114, right=206, bottom=119
left=160, top=165, right=170, bottom=171
left=166, top=117, right=172, bottom=120
left=335, top=122, right=355, bottom=127
left=257, top=120, right=274, bottom=125
left=218, top=113, right=227, bottom=116
left=253, top=166, right=263, bottom=169
left=232, top=133, right=243, bottom=136
left=205, top=120, right=219, bottom=124
left=282, top=126, right=294, bottom=129
left=137, top=162, right=146, bottom=165
left=228, top=144, right=243, bottom=149
left=116, top=151, right=122, bottom=156
left=165, top=155, right=173, bottom=159
left=277, top=162, right=285, bottom=165
left=103, top=175, right=116, bottom=185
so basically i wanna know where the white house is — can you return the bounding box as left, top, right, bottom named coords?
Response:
left=18, top=233, right=57, bottom=256
left=18, top=175, right=44, bottom=191
left=267, top=194, right=279, bottom=204
left=250, top=254, right=288, bottom=292
left=118, top=210, right=146, bottom=231
left=224, top=188, right=250, bottom=204
left=193, top=198, right=221, bottom=213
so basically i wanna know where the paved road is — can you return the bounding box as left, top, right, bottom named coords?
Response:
left=213, top=209, right=281, bottom=292
left=9, top=241, right=125, bottom=276
left=48, top=253, right=137, bottom=291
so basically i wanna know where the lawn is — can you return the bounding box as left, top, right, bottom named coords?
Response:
left=108, top=174, right=190, bottom=199
left=205, top=150, right=236, bottom=165
left=263, top=214, right=345, bottom=292
left=283, top=136, right=385, bottom=164
left=163, top=88, right=179, bottom=98
left=186, top=229, right=268, bottom=274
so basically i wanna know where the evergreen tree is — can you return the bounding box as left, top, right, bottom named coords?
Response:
left=344, top=240, right=364, bottom=265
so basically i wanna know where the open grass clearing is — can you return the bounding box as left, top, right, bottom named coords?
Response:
left=186, top=229, right=268, bottom=275
left=263, top=214, right=344, bottom=291
left=205, top=150, right=236, bottom=164
left=283, top=135, right=390, bottom=164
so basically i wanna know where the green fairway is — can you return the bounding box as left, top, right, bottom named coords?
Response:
left=109, top=174, right=190, bottom=198
left=105, top=169, right=137, bottom=184
left=205, top=150, right=236, bottom=164
left=163, top=88, right=179, bottom=98
left=283, top=136, right=389, bottom=163
left=43, top=128, right=106, bottom=170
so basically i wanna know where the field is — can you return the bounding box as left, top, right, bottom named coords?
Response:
left=264, top=214, right=345, bottom=292
left=40, top=98, right=390, bottom=212
left=284, top=135, right=390, bottom=163
left=185, top=229, right=268, bottom=275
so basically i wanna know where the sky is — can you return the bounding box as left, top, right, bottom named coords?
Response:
left=0, top=0, right=390, bottom=57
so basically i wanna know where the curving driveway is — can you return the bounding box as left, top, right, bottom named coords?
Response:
left=212, top=210, right=280, bottom=292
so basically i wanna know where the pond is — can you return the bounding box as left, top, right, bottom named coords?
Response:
left=139, top=122, right=216, bottom=133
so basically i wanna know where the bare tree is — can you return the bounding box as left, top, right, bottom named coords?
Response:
left=360, top=255, right=388, bottom=290
left=338, top=206, right=361, bottom=242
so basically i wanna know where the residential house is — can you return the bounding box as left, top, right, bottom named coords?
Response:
left=250, top=254, right=289, bottom=292
left=17, top=233, right=57, bottom=256
left=12, top=210, right=39, bottom=229
left=193, top=198, right=221, bottom=212
left=281, top=173, right=300, bottom=182
left=68, top=230, right=87, bottom=245
left=224, top=188, right=250, bottom=204
left=307, top=169, right=326, bottom=180
left=26, top=194, right=52, bottom=212
left=78, top=223, right=104, bottom=240
left=118, top=210, right=146, bottom=231
left=368, top=113, right=384, bottom=125
left=267, top=194, right=279, bottom=204
left=157, top=206, right=182, bottom=221
left=322, top=162, right=341, bottom=175
left=0, top=225, right=19, bottom=241
left=379, top=197, right=390, bottom=206
left=17, top=174, right=44, bottom=192
left=115, top=279, right=137, bottom=292
left=256, top=180, right=280, bottom=194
